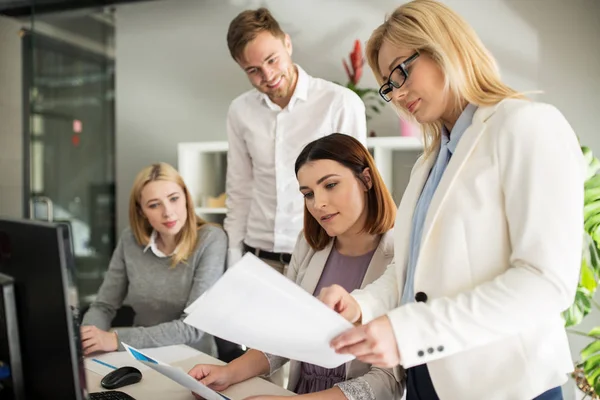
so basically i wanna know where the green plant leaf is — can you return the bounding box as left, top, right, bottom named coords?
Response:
left=588, top=327, right=600, bottom=338
left=584, top=353, right=600, bottom=377
left=590, top=368, right=600, bottom=395
left=573, top=145, right=600, bottom=392
left=585, top=174, right=600, bottom=191
left=582, top=350, right=600, bottom=393
left=589, top=237, right=600, bottom=276
left=583, top=146, right=594, bottom=165
left=582, top=339, right=600, bottom=361
left=585, top=188, right=600, bottom=205
left=564, top=286, right=592, bottom=327
left=584, top=201, right=600, bottom=222
left=593, top=224, right=600, bottom=248
left=589, top=361, right=600, bottom=379
left=581, top=260, right=597, bottom=292
left=584, top=213, right=600, bottom=234
left=589, top=159, right=600, bottom=180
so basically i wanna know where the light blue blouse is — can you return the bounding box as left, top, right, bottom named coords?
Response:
left=400, top=104, right=478, bottom=305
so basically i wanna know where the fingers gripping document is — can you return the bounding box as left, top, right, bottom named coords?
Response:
left=122, top=343, right=231, bottom=400
left=183, top=253, right=355, bottom=369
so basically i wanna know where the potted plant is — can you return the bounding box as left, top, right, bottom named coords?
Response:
left=339, top=39, right=385, bottom=122
left=564, top=145, right=600, bottom=398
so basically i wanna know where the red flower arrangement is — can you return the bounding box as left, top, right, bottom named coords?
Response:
left=340, top=39, right=384, bottom=121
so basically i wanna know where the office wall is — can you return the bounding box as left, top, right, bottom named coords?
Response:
left=115, top=0, right=600, bottom=230
left=0, top=15, right=23, bottom=219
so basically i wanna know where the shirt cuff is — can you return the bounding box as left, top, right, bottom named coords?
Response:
left=335, top=377, right=376, bottom=400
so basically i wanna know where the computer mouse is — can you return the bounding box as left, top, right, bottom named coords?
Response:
left=100, top=366, right=142, bottom=390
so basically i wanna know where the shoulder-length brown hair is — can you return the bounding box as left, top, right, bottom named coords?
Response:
left=129, top=162, right=206, bottom=267
left=294, top=134, right=396, bottom=251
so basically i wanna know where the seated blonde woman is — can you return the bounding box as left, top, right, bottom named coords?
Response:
left=188, top=134, right=405, bottom=400
left=80, top=162, right=227, bottom=357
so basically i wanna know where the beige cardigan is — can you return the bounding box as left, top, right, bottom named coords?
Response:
left=264, top=230, right=405, bottom=400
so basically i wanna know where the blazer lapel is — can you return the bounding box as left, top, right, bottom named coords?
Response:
left=361, top=231, right=395, bottom=287
left=419, top=105, right=498, bottom=250
left=299, top=240, right=333, bottom=296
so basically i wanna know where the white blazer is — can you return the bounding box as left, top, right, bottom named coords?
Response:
left=352, top=99, right=586, bottom=400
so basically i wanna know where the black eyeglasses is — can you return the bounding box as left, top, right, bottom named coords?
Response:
left=379, top=52, right=420, bottom=102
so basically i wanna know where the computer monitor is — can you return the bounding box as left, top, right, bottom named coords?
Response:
left=0, top=218, right=87, bottom=399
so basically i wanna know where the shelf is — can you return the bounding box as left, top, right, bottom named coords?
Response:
left=195, top=207, right=227, bottom=214
left=367, top=136, right=422, bottom=150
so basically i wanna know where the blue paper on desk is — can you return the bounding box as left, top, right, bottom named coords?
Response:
left=122, top=343, right=231, bottom=400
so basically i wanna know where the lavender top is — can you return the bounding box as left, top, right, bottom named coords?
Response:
left=294, top=246, right=375, bottom=395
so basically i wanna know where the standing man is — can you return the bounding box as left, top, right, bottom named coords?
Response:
left=224, top=7, right=367, bottom=274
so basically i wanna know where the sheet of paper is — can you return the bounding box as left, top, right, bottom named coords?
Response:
left=83, top=344, right=200, bottom=375
left=183, top=253, right=355, bottom=369
left=122, top=343, right=230, bottom=400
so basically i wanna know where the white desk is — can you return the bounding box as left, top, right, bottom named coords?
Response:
left=85, top=348, right=295, bottom=399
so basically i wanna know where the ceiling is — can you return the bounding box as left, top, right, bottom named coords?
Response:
left=0, top=0, right=153, bottom=17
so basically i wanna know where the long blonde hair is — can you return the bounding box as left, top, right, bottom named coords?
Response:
left=129, top=162, right=205, bottom=267
left=366, top=0, right=524, bottom=157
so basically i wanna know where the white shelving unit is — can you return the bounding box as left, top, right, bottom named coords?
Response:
left=178, top=136, right=422, bottom=216
left=194, top=207, right=227, bottom=215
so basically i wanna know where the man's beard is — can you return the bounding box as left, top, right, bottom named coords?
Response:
left=263, top=73, right=288, bottom=99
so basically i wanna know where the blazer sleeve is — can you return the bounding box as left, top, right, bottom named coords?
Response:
left=362, top=102, right=585, bottom=369
left=352, top=258, right=402, bottom=323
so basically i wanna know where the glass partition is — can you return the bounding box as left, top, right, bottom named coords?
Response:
left=22, top=6, right=116, bottom=306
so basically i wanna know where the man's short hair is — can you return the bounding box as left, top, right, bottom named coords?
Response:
left=226, top=7, right=286, bottom=61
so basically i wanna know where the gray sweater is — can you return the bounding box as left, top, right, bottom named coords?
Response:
left=82, top=224, right=227, bottom=356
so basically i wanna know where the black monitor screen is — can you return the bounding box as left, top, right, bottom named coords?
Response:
left=0, top=218, right=86, bottom=399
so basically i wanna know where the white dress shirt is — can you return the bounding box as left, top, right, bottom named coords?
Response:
left=143, top=230, right=177, bottom=258
left=224, top=65, right=367, bottom=267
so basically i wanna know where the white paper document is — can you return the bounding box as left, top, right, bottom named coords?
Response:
left=183, top=253, right=355, bottom=369
left=122, top=343, right=231, bottom=400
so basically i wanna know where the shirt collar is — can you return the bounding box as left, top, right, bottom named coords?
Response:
left=143, top=230, right=177, bottom=258
left=442, top=103, right=478, bottom=155
left=260, top=64, right=309, bottom=111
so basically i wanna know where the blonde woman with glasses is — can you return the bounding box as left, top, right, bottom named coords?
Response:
left=318, top=1, right=585, bottom=399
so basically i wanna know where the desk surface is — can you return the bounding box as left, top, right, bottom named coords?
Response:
left=85, top=350, right=295, bottom=400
